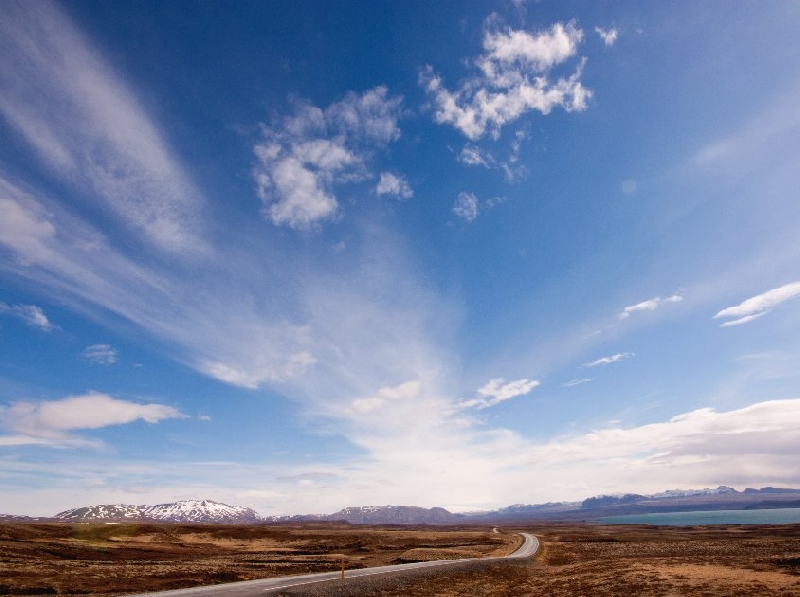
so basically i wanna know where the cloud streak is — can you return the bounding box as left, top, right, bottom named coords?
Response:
left=81, top=344, right=117, bottom=365
left=584, top=352, right=634, bottom=367
left=0, top=302, right=53, bottom=331
left=714, top=282, right=800, bottom=327
left=459, top=377, right=540, bottom=410
left=619, top=294, right=683, bottom=319
left=0, top=0, right=207, bottom=253
left=0, top=392, right=184, bottom=446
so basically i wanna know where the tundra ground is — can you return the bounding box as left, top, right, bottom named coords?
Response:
left=1, top=522, right=799, bottom=595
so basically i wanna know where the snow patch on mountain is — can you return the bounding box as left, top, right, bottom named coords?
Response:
left=649, top=486, right=737, bottom=499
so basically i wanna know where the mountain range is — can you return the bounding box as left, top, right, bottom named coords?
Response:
left=3, top=487, right=800, bottom=524
left=52, top=499, right=260, bottom=524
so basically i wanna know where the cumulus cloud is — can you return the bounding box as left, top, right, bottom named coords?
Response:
left=376, top=172, right=413, bottom=199
left=458, top=144, right=495, bottom=168
left=81, top=344, right=117, bottom=365
left=714, top=282, right=800, bottom=327
left=421, top=20, right=591, bottom=139
left=0, top=0, right=207, bottom=253
left=0, top=302, right=53, bottom=331
left=595, top=26, right=619, bottom=46
left=619, top=293, right=683, bottom=319
left=253, top=87, right=404, bottom=229
left=452, top=191, right=505, bottom=223
left=452, top=192, right=480, bottom=221
left=0, top=392, right=184, bottom=445
left=584, top=352, right=634, bottom=367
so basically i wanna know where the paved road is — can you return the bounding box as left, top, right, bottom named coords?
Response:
left=127, top=532, right=539, bottom=596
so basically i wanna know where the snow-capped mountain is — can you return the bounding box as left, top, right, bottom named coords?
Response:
left=54, top=499, right=260, bottom=523
left=649, top=486, right=737, bottom=499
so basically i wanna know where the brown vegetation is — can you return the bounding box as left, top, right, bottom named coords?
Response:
left=0, top=522, right=513, bottom=595
left=1, top=522, right=799, bottom=596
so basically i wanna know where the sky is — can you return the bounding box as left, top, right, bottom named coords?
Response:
left=1, top=0, right=800, bottom=517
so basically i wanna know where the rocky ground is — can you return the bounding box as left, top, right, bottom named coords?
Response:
left=1, top=521, right=799, bottom=595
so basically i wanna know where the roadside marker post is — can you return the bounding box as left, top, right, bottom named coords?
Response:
left=341, top=558, right=345, bottom=580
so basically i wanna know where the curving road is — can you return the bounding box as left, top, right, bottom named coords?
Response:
left=127, top=532, right=539, bottom=596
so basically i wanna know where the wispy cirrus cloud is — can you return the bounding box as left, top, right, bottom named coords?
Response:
left=457, top=143, right=528, bottom=181
left=0, top=392, right=184, bottom=446
left=714, top=281, right=800, bottom=327
left=253, top=87, right=404, bottom=229
left=459, top=377, right=540, bottom=410
left=0, top=0, right=207, bottom=254
left=0, top=302, right=53, bottom=331
left=584, top=352, right=634, bottom=367
left=420, top=20, right=591, bottom=139
left=81, top=344, right=117, bottom=365
left=619, top=293, right=683, bottom=319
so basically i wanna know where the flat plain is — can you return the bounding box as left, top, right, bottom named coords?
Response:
left=1, top=521, right=799, bottom=596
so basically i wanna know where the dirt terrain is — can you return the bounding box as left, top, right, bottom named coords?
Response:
left=1, top=521, right=799, bottom=596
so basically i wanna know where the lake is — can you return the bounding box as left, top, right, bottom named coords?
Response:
left=595, top=507, right=800, bottom=526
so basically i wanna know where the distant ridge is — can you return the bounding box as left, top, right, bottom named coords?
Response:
left=3, top=486, right=800, bottom=523
left=266, top=505, right=460, bottom=524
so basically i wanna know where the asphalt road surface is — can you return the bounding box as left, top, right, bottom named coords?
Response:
left=128, top=532, right=539, bottom=596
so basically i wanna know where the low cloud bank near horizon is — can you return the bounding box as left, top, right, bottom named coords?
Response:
left=3, top=396, right=799, bottom=517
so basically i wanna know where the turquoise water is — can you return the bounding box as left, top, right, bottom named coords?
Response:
left=595, top=507, right=800, bottom=526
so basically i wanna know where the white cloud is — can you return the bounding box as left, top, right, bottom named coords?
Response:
left=584, top=352, right=634, bottom=367
left=458, top=144, right=495, bottom=167
left=348, top=380, right=422, bottom=416
left=453, top=191, right=480, bottom=221
left=421, top=21, right=591, bottom=139
left=81, top=344, right=117, bottom=365
left=563, top=378, right=591, bottom=387
left=0, top=1, right=207, bottom=253
left=457, top=143, right=526, bottom=181
left=714, top=282, right=800, bottom=327
left=460, top=377, right=539, bottom=410
left=517, top=398, right=800, bottom=498
left=7, top=397, right=800, bottom=516
left=376, top=172, right=413, bottom=199
left=0, top=193, right=56, bottom=265
left=619, top=293, right=683, bottom=319
left=0, top=302, right=53, bottom=331
left=254, top=87, right=404, bottom=229
left=0, top=392, right=184, bottom=445
left=595, top=26, right=619, bottom=46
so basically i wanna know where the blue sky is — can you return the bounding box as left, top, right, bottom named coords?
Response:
left=1, top=0, right=800, bottom=516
